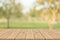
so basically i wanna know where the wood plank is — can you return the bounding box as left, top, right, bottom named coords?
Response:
left=46, top=30, right=60, bottom=39
left=0, top=29, right=6, bottom=33
left=15, top=29, right=26, bottom=40
left=54, top=29, right=60, bottom=33
left=33, top=29, right=45, bottom=40
left=0, top=29, right=11, bottom=36
left=0, top=29, right=8, bottom=39
left=40, top=29, right=60, bottom=39
left=7, top=29, right=20, bottom=40
left=54, top=30, right=60, bottom=39
left=39, top=29, right=53, bottom=40
left=0, top=29, right=60, bottom=40
left=0, top=29, right=13, bottom=39
left=26, top=29, right=34, bottom=40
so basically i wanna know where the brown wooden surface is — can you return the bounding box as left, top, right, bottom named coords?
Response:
left=0, top=29, right=60, bottom=40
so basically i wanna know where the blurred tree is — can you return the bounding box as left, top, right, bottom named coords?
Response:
left=9, top=0, right=22, bottom=18
left=2, top=0, right=22, bottom=19
left=37, top=0, right=44, bottom=4
left=30, top=6, right=36, bottom=17
left=0, top=7, right=3, bottom=18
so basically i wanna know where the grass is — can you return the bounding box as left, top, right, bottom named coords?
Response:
left=53, top=23, right=60, bottom=29
left=0, top=22, right=7, bottom=28
left=9, top=22, right=49, bottom=28
left=0, top=20, right=60, bottom=29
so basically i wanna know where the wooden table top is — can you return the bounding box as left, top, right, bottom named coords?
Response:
left=0, top=29, right=60, bottom=40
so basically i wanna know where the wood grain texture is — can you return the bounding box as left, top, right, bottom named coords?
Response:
left=0, top=29, right=60, bottom=40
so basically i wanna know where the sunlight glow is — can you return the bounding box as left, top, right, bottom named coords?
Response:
left=16, top=0, right=36, bottom=13
left=0, top=3, right=2, bottom=7
left=0, top=0, right=57, bottom=13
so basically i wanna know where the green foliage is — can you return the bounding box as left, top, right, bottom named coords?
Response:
left=0, top=0, right=22, bottom=18
left=0, top=7, right=7, bottom=18
left=30, top=12, right=36, bottom=17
